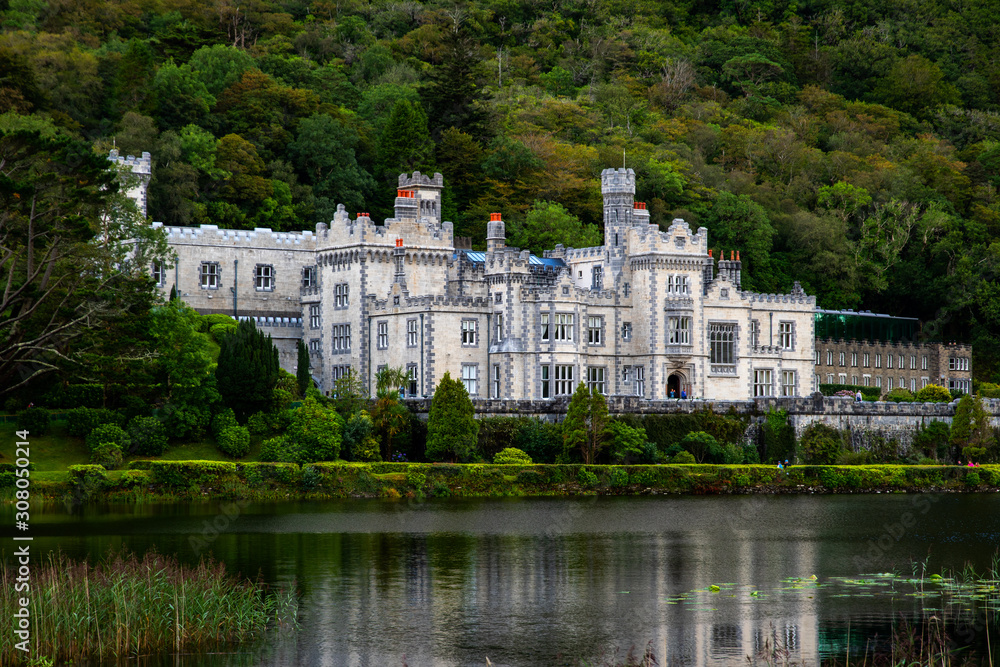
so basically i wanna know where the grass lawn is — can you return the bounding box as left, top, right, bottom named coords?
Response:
left=0, top=422, right=89, bottom=471
left=0, top=421, right=270, bottom=472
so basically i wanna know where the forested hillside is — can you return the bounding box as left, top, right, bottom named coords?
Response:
left=2, top=0, right=999, bottom=378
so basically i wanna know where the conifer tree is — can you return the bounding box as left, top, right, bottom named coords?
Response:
left=562, top=382, right=610, bottom=464
left=296, top=339, right=311, bottom=397
left=215, top=318, right=279, bottom=421
left=426, top=371, right=479, bottom=462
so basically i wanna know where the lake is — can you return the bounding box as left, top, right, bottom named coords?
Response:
left=4, top=493, right=1000, bottom=665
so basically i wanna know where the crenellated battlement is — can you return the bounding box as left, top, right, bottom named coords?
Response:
left=109, top=149, right=152, bottom=176
left=152, top=222, right=316, bottom=247
left=600, top=167, right=636, bottom=194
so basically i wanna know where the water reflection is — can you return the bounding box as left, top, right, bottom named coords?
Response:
left=2, top=495, right=999, bottom=665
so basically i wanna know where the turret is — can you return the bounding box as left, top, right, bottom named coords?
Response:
left=486, top=212, right=505, bottom=252
left=398, top=172, right=443, bottom=224
left=602, top=167, right=636, bottom=277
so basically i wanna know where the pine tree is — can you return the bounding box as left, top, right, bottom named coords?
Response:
left=296, top=339, right=311, bottom=397
left=215, top=318, right=279, bottom=421
left=562, top=382, right=610, bottom=464
left=426, top=371, right=479, bottom=462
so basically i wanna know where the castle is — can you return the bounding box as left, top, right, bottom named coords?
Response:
left=149, top=166, right=820, bottom=401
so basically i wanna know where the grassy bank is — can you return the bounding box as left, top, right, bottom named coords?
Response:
left=0, top=549, right=295, bottom=664
left=4, top=461, right=998, bottom=505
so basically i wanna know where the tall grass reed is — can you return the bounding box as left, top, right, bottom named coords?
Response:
left=0, top=549, right=295, bottom=664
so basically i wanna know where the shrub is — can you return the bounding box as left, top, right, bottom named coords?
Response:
left=679, top=431, right=720, bottom=463
left=915, top=384, right=952, bottom=403
left=607, top=420, right=647, bottom=463
left=118, top=395, right=151, bottom=421
left=344, top=410, right=380, bottom=462
left=671, top=450, right=696, bottom=464
left=247, top=412, right=271, bottom=435
left=885, top=387, right=915, bottom=402
left=68, top=464, right=109, bottom=491
left=66, top=407, right=126, bottom=437
left=609, top=467, right=629, bottom=487
left=965, top=471, right=981, bottom=486
left=818, top=384, right=880, bottom=400
left=209, top=322, right=238, bottom=344
left=918, top=457, right=939, bottom=465
left=478, top=417, right=525, bottom=462
left=285, top=397, right=343, bottom=463
left=91, top=443, right=124, bottom=470
left=913, top=421, right=951, bottom=460
left=493, top=447, right=532, bottom=465
left=86, top=424, right=130, bottom=455
left=217, top=426, right=251, bottom=458
left=721, top=443, right=744, bottom=464
left=799, top=423, right=845, bottom=464
left=577, top=467, right=598, bottom=486
left=211, top=408, right=238, bottom=437
left=127, top=416, right=169, bottom=456
left=838, top=450, right=872, bottom=465
left=301, top=465, right=321, bottom=490
left=162, top=404, right=210, bottom=441
left=259, top=436, right=292, bottom=462
left=978, top=382, right=1000, bottom=398
left=514, top=418, right=562, bottom=463
left=16, top=407, right=50, bottom=436
left=406, top=468, right=426, bottom=489
left=46, top=384, right=103, bottom=409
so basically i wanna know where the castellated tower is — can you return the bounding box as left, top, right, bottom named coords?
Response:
left=397, top=172, right=443, bottom=223
left=108, top=149, right=152, bottom=217
left=602, top=167, right=636, bottom=275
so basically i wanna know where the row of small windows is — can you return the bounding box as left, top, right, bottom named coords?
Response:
left=752, top=370, right=798, bottom=397
left=949, top=357, right=970, bottom=371
left=819, top=351, right=931, bottom=371
left=155, top=262, right=323, bottom=292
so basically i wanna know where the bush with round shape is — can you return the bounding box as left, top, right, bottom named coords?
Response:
left=86, top=424, right=129, bottom=455
left=209, top=322, right=238, bottom=344
left=91, top=443, right=124, bottom=470
left=609, top=467, right=629, bottom=487
left=493, top=447, right=532, bottom=465
left=799, top=423, right=844, bottom=465
left=211, top=408, right=238, bottom=437
left=344, top=410, right=380, bottom=461
left=66, top=407, right=127, bottom=438
left=671, top=450, right=696, bottom=464
left=577, top=467, right=598, bottom=486
left=16, top=407, right=50, bottom=436
left=259, top=436, right=292, bottom=462
left=127, top=416, right=168, bottom=456
left=247, top=412, right=271, bottom=435
left=217, top=425, right=251, bottom=458
left=915, top=384, right=952, bottom=403
left=679, top=431, right=720, bottom=463
left=885, top=387, right=914, bottom=402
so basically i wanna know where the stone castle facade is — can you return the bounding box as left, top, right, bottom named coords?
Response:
left=150, top=166, right=820, bottom=401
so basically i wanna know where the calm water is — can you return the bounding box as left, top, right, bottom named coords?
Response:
left=3, top=494, right=1000, bottom=665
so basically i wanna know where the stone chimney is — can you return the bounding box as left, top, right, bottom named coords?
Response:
left=486, top=212, right=505, bottom=252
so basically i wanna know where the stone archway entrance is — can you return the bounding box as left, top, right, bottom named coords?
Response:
left=667, top=373, right=683, bottom=398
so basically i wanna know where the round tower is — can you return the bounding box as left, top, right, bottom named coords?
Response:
left=602, top=167, right=636, bottom=276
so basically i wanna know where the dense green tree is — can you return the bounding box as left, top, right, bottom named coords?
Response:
left=289, top=112, right=374, bottom=217
left=371, top=366, right=410, bottom=461
left=799, top=423, right=844, bottom=465
left=285, top=396, right=344, bottom=463
left=562, top=382, right=610, bottom=464
left=296, top=340, right=311, bottom=397
left=506, top=201, right=602, bottom=256
left=425, top=371, right=479, bottom=462
left=215, top=318, right=280, bottom=421
left=152, top=60, right=215, bottom=130
left=189, top=44, right=256, bottom=97
left=950, top=393, right=994, bottom=461
left=704, top=192, right=777, bottom=292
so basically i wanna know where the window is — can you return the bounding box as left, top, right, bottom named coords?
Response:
left=827, top=351, right=833, bottom=366
left=555, top=314, right=573, bottom=341
left=332, top=324, right=351, bottom=353
left=309, top=339, right=320, bottom=354
left=839, top=373, right=847, bottom=384
left=495, top=292, right=502, bottom=304
left=851, top=352, right=858, bottom=367
left=622, top=322, right=632, bottom=341
left=910, top=378, right=916, bottom=392
left=377, top=321, right=388, bottom=349
left=152, top=261, right=166, bottom=287
left=875, top=376, right=882, bottom=388
left=622, top=367, right=630, bottom=385
left=623, top=283, right=630, bottom=297
left=492, top=364, right=501, bottom=398
left=921, top=355, right=928, bottom=370
left=863, top=353, right=870, bottom=367
left=407, top=319, right=418, bottom=347
left=462, top=319, right=477, bottom=346
left=779, top=322, right=793, bottom=349
left=407, top=365, right=418, bottom=397
left=330, top=366, right=350, bottom=386
left=875, top=354, right=882, bottom=368
left=667, top=274, right=689, bottom=294
left=815, top=350, right=820, bottom=365
left=592, top=266, right=603, bottom=290
left=950, top=357, right=956, bottom=371
left=709, top=323, right=736, bottom=365
left=921, top=377, right=929, bottom=388
left=555, top=365, right=574, bottom=395
left=782, top=371, right=796, bottom=396
left=899, top=355, right=905, bottom=369
left=750, top=320, right=760, bottom=348
left=587, top=367, right=606, bottom=395
left=309, top=305, right=321, bottom=329
left=334, top=283, right=349, bottom=308
left=753, top=369, right=773, bottom=397
left=634, top=366, right=644, bottom=397
left=851, top=375, right=858, bottom=385
left=839, top=352, right=846, bottom=367
left=302, top=266, right=316, bottom=288
left=540, top=313, right=550, bottom=341
left=899, top=377, right=905, bottom=388
left=668, top=316, right=691, bottom=344
left=200, top=262, right=220, bottom=289
left=541, top=365, right=550, bottom=398
left=910, top=355, right=916, bottom=370
left=461, top=364, right=478, bottom=395
left=588, top=316, right=602, bottom=345
left=495, top=313, right=504, bottom=342
left=887, top=354, right=893, bottom=369
left=827, top=374, right=834, bottom=383
left=863, top=375, right=871, bottom=386
left=254, top=264, right=274, bottom=291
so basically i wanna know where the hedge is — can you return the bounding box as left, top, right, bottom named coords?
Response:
left=819, top=384, right=881, bottom=400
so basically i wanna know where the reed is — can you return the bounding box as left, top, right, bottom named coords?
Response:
left=0, top=549, right=295, bottom=664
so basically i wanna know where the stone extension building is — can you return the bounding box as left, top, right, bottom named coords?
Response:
left=152, top=167, right=819, bottom=401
